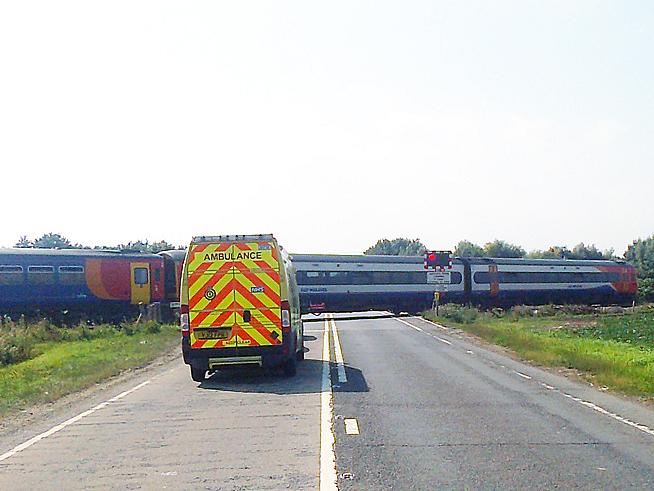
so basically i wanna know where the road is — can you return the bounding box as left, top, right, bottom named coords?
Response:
left=2, top=313, right=654, bottom=489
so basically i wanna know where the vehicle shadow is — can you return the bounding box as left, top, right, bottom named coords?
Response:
left=197, top=359, right=369, bottom=395
left=302, top=312, right=398, bottom=323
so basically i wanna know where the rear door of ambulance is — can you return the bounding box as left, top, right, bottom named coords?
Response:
left=186, top=239, right=283, bottom=351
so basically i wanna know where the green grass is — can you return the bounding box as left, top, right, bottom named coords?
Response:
left=0, top=323, right=179, bottom=416
left=424, top=305, right=654, bottom=399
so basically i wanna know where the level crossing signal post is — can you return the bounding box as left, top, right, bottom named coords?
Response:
left=424, top=251, right=453, bottom=316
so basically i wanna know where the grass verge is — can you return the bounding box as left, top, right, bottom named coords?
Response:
left=423, top=305, right=654, bottom=399
left=0, top=322, right=179, bottom=417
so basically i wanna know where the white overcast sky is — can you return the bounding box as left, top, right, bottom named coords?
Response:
left=1, top=1, right=652, bottom=255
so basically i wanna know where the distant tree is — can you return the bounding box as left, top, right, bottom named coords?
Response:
left=527, top=243, right=614, bottom=260
left=454, top=240, right=485, bottom=257
left=527, top=246, right=570, bottom=259
left=483, top=240, right=525, bottom=258
left=102, top=239, right=178, bottom=253
left=364, top=238, right=427, bottom=256
left=32, top=233, right=73, bottom=249
left=625, top=236, right=654, bottom=302
left=570, top=243, right=607, bottom=260
left=147, top=240, right=177, bottom=253
left=15, top=236, right=32, bottom=248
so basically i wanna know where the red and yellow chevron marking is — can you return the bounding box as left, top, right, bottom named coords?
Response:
left=232, top=241, right=279, bottom=272
left=187, top=240, right=284, bottom=349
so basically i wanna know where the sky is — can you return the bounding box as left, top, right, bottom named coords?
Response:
left=1, top=1, right=652, bottom=255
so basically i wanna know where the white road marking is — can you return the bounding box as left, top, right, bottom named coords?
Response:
left=0, top=380, right=151, bottom=463
left=330, top=315, right=347, bottom=384
left=344, top=418, right=360, bottom=435
left=396, top=318, right=454, bottom=347
left=320, top=318, right=338, bottom=491
left=561, top=392, right=654, bottom=438
left=466, top=350, right=474, bottom=354
left=514, top=371, right=532, bottom=380
left=415, top=317, right=449, bottom=330
left=394, top=317, right=423, bottom=332
left=538, top=381, right=654, bottom=438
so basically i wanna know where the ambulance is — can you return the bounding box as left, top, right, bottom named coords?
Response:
left=179, top=235, right=304, bottom=381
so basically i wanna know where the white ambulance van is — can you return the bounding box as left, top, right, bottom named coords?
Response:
left=179, top=235, right=304, bottom=381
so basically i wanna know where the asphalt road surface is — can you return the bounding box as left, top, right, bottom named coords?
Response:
left=2, top=312, right=654, bottom=490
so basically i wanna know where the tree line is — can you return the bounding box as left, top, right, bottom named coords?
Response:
left=13, top=233, right=182, bottom=254
left=365, top=236, right=654, bottom=302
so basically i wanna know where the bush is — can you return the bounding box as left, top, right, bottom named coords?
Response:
left=436, top=304, right=479, bottom=324
left=637, top=278, right=654, bottom=303
left=0, top=333, right=35, bottom=366
left=144, top=321, right=162, bottom=334
left=0, top=320, right=165, bottom=367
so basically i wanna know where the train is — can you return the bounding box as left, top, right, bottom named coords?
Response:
left=0, top=248, right=639, bottom=321
left=292, top=254, right=638, bottom=314
left=0, top=248, right=186, bottom=322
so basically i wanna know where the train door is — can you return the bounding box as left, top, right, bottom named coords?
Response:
left=489, top=265, right=500, bottom=297
left=130, top=262, right=151, bottom=304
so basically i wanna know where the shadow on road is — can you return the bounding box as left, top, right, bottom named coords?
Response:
left=197, top=360, right=369, bottom=395
left=303, top=312, right=399, bottom=323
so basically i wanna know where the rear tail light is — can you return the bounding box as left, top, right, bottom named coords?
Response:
left=281, top=300, right=291, bottom=330
left=180, top=304, right=189, bottom=337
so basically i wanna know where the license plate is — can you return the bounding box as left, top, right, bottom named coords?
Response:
left=195, top=329, right=231, bottom=340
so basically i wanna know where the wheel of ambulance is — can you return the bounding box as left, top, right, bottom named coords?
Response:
left=190, top=365, right=206, bottom=382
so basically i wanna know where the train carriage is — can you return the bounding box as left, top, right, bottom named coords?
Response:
left=0, top=248, right=165, bottom=320
left=467, top=257, right=638, bottom=307
left=292, top=254, right=637, bottom=314
left=292, top=254, right=467, bottom=314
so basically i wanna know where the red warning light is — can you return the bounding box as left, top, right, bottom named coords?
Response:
left=424, top=250, right=452, bottom=270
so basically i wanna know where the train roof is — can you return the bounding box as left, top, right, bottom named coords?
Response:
left=463, top=257, right=629, bottom=266
left=290, top=253, right=630, bottom=267
left=0, top=248, right=161, bottom=260
left=158, top=249, right=187, bottom=261
left=290, top=254, right=428, bottom=264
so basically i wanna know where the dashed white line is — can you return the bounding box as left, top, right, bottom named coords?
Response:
left=538, top=379, right=654, bottom=439
left=400, top=316, right=654, bottom=441
left=562, top=393, right=654, bottom=438
left=330, top=315, right=347, bottom=384
left=0, top=380, right=151, bottom=463
left=320, top=318, right=338, bottom=491
left=394, top=317, right=424, bottom=332
left=396, top=318, right=454, bottom=347
left=344, top=418, right=360, bottom=435
left=415, top=317, right=449, bottom=330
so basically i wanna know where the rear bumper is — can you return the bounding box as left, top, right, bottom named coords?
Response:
left=181, top=337, right=291, bottom=369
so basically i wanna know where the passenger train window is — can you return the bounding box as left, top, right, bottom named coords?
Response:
left=475, top=271, right=623, bottom=284
left=58, top=265, right=85, bottom=285
left=298, top=270, right=463, bottom=285
left=134, top=268, right=149, bottom=285
left=27, top=265, right=55, bottom=285
left=0, top=265, right=23, bottom=285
